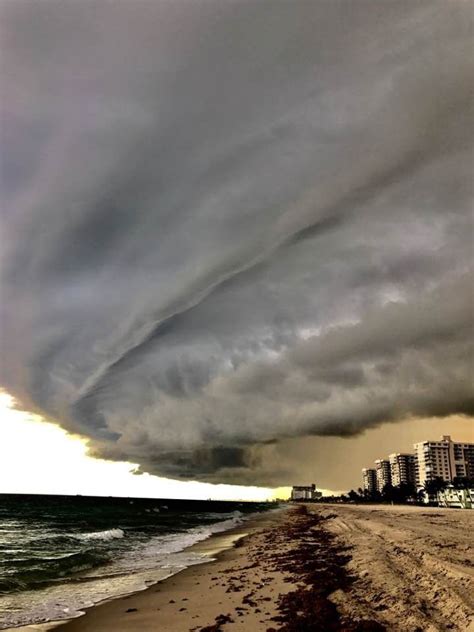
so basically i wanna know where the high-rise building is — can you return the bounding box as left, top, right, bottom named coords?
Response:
left=452, top=441, right=474, bottom=480
left=414, top=436, right=474, bottom=487
left=389, top=453, right=416, bottom=487
left=374, top=459, right=391, bottom=492
left=362, top=468, right=377, bottom=494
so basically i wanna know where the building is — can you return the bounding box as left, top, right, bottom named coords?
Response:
left=362, top=468, right=377, bottom=495
left=414, top=436, right=474, bottom=487
left=453, top=441, right=474, bottom=480
left=437, top=486, right=474, bottom=510
left=389, top=453, right=416, bottom=487
left=290, top=484, right=322, bottom=501
left=374, top=459, right=391, bottom=492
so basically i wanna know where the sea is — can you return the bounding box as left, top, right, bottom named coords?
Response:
left=0, top=493, right=275, bottom=629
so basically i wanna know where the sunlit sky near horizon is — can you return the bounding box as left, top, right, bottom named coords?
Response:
left=0, top=391, right=288, bottom=501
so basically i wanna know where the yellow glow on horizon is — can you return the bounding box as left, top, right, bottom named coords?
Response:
left=270, top=486, right=292, bottom=500
left=0, top=391, right=275, bottom=501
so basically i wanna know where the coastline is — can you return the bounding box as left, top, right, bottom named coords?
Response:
left=52, top=507, right=290, bottom=631
left=1, top=507, right=288, bottom=632
left=4, top=503, right=473, bottom=632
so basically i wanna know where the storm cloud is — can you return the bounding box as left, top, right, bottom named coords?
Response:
left=1, top=1, right=473, bottom=485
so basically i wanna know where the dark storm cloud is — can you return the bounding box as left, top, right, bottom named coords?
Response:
left=1, top=1, right=473, bottom=485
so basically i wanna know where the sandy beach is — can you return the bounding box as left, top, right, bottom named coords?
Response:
left=14, top=503, right=464, bottom=632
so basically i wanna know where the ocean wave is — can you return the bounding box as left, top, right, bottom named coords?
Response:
left=72, top=528, right=125, bottom=542
left=0, top=503, right=273, bottom=628
left=118, top=510, right=246, bottom=570
left=0, top=550, right=111, bottom=594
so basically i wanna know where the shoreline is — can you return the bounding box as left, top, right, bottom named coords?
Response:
left=3, top=503, right=473, bottom=632
left=53, top=507, right=290, bottom=631
left=21, top=504, right=385, bottom=632
left=1, top=508, right=288, bottom=632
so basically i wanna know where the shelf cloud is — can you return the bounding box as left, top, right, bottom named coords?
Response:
left=1, top=1, right=473, bottom=485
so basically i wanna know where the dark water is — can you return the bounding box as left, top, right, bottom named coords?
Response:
left=0, top=494, right=274, bottom=628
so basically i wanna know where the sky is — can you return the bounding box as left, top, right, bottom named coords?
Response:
left=0, top=1, right=473, bottom=497
left=0, top=391, right=282, bottom=500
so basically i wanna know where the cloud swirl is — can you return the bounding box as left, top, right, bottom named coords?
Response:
left=1, top=1, right=472, bottom=484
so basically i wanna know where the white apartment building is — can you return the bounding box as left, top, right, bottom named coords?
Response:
left=290, top=484, right=321, bottom=501
left=414, top=435, right=474, bottom=487
left=389, top=453, right=416, bottom=487
left=362, top=468, right=377, bottom=494
left=374, top=459, right=391, bottom=492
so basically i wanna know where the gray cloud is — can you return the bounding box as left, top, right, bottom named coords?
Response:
left=1, top=1, right=473, bottom=486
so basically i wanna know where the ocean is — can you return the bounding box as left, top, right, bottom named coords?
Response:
left=0, top=494, right=274, bottom=629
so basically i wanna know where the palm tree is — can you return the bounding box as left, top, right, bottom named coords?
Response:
left=420, top=476, right=448, bottom=504
left=424, top=477, right=448, bottom=496
left=452, top=476, right=473, bottom=490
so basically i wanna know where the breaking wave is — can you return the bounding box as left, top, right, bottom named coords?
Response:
left=72, top=528, right=125, bottom=542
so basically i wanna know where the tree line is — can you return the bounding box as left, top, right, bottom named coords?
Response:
left=343, top=476, right=474, bottom=505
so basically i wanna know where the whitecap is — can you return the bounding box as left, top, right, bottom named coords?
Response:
left=73, top=529, right=125, bottom=542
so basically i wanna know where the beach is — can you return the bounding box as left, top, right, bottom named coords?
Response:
left=0, top=495, right=279, bottom=629
left=25, top=503, right=470, bottom=632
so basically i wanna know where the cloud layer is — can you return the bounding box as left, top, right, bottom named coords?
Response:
left=1, top=1, right=473, bottom=485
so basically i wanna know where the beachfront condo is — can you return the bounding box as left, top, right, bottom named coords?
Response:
left=389, top=453, right=416, bottom=487
left=374, top=459, right=392, bottom=492
left=362, top=468, right=377, bottom=494
left=290, top=484, right=322, bottom=501
left=414, top=436, right=474, bottom=487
